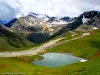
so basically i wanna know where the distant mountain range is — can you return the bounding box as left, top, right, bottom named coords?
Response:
left=0, top=10, right=100, bottom=45
left=2, top=12, right=73, bottom=27
left=1, top=12, right=74, bottom=36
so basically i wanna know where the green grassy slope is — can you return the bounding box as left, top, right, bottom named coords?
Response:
left=0, top=25, right=36, bottom=52
left=47, top=30, right=100, bottom=58
left=0, top=30, right=100, bottom=75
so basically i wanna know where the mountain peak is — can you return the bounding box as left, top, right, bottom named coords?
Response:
left=82, top=11, right=99, bottom=19
left=60, top=16, right=70, bottom=22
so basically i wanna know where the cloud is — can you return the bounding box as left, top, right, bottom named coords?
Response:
left=0, top=0, right=15, bottom=21
left=0, top=0, right=100, bottom=21
left=0, top=0, right=26, bottom=21
left=18, top=0, right=100, bottom=17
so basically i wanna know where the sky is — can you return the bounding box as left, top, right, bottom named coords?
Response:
left=0, top=0, right=100, bottom=21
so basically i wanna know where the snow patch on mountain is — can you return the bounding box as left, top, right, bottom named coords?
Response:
left=29, top=12, right=50, bottom=21
left=82, top=15, right=90, bottom=23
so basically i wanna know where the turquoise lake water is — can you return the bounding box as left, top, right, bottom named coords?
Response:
left=32, top=53, right=86, bottom=67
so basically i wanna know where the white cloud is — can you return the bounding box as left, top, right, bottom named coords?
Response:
left=18, top=0, right=100, bottom=17
left=0, top=0, right=28, bottom=21
left=0, top=0, right=24, bottom=21
left=0, top=0, right=100, bottom=21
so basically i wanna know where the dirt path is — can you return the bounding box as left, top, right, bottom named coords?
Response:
left=0, top=38, right=64, bottom=57
left=0, top=35, right=88, bottom=57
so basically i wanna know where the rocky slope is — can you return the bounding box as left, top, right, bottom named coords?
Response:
left=11, top=15, right=50, bottom=33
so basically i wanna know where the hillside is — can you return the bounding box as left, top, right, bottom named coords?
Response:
left=0, top=25, right=35, bottom=52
